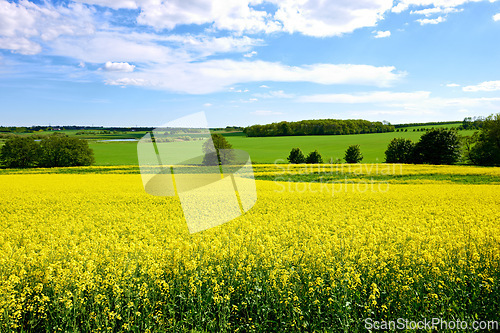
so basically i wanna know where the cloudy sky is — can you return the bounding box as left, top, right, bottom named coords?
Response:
left=1, top=0, right=500, bottom=127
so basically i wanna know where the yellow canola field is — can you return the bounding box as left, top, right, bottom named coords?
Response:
left=0, top=172, right=499, bottom=332
left=252, top=163, right=500, bottom=178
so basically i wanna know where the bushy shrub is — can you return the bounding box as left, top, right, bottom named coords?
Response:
left=344, top=145, right=363, bottom=163
left=468, top=113, right=500, bottom=166
left=413, top=129, right=461, bottom=165
left=287, top=148, right=306, bottom=164
left=385, top=138, right=415, bottom=163
left=0, top=134, right=94, bottom=168
left=0, top=136, right=40, bottom=168
left=305, top=150, right=323, bottom=164
left=39, top=134, right=94, bottom=167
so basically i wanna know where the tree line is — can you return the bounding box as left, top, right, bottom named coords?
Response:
left=287, top=145, right=363, bottom=164
left=0, top=134, right=94, bottom=168
left=244, top=119, right=395, bottom=137
left=385, top=114, right=499, bottom=166
left=393, top=120, right=461, bottom=129
left=285, top=114, right=500, bottom=166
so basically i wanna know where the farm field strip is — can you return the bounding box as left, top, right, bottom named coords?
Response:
left=1, top=164, right=498, bottom=185
left=0, top=168, right=499, bottom=331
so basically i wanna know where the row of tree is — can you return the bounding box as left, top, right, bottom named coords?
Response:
left=244, top=119, right=395, bottom=137
left=287, top=145, right=363, bottom=164
left=284, top=114, right=500, bottom=166
left=385, top=114, right=499, bottom=165
left=385, top=130, right=461, bottom=164
left=0, top=134, right=94, bottom=168
left=393, top=120, right=461, bottom=129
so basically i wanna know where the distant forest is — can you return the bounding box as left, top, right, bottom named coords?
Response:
left=394, top=117, right=484, bottom=129
left=243, top=119, right=395, bottom=137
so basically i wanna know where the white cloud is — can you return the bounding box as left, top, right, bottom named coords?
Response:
left=75, top=0, right=394, bottom=37
left=0, top=0, right=95, bottom=55
left=203, top=103, right=213, bottom=107
left=105, top=77, right=148, bottom=86
left=136, top=0, right=280, bottom=33
left=73, top=0, right=141, bottom=10
left=48, top=31, right=265, bottom=66
left=103, top=61, right=135, bottom=72
left=251, top=110, right=284, bottom=116
left=272, top=0, right=394, bottom=37
left=410, top=7, right=462, bottom=16
left=254, top=90, right=295, bottom=99
left=416, top=16, right=446, bottom=25
left=298, top=91, right=431, bottom=103
left=49, top=31, right=177, bottom=64
left=392, top=0, right=486, bottom=14
left=104, top=60, right=404, bottom=94
left=259, top=85, right=270, bottom=88
left=463, top=80, right=500, bottom=92
left=446, top=83, right=460, bottom=87
left=244, top=51, right=258, bottom=58
left=494, top=13, right=500, bottom=21
left=298, top=90, right=500, bottom=123
left=373, top=30, right=391, bottom=38
left=161, top=34, right=263, bottom=57
left=0, top=1, right=263, bottom=63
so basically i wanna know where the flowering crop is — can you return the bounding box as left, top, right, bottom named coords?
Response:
left=0, top=167, right=499, bottom=332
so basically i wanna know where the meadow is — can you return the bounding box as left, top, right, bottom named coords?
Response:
left=85, top=124, right=474, bottom=166
left=1, top=165, right=499, bottom=332
left=1, top=123, right=475, bottom=166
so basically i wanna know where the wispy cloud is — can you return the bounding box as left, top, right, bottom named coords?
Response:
left=373, top=30, right=391, bottom=38
left=298, top=91, right=430, bottom=104
left=392, top=0, right=489, bottom=14
left=103, top=61, right=135, bottom=72
left=297, top=90, right=500, bottom=116
left=244, top=51, right=258, bottom=58
left=103, top=61, right=405, bottom=94
left=416, top=16, right=445, bottom=25
left=105, top=77, right=148, bottom=87
left=254, top=90, right=295, bottom=99
left=463, top=80, right=500, bottom=92
left=410, top=7, right=462, bottom=16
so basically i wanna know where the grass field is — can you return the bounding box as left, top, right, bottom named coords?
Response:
left=223, top=129, right=476, bottom=164
left=1, top=165, right=499, bottom=331
left=0, top=123, right=477, bottom=166
left=86, top=127, right=476, bottom=166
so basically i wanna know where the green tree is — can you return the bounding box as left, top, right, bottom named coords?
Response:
left=202, top=133, right=234, bottom=165
left=413, top=129, right=461, bottom=165
left=344, top=145, right=363, bottom=163
left=469, top=113, right=500, bottom=166
left=461, top=132, right=478, bottom=163
left=287, top=148, right=306, bottom=164
left=305, top=150, right=323, bottom=164
left=384, top=138, right=415, bottom=163
left=39, top=134, right=94, bottom=167
left=0, top=136, right=40, bottom=168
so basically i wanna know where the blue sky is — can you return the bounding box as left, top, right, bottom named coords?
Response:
left=1, top=0, right=500, bottom=127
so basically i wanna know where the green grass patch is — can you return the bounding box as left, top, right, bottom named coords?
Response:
left=224, top=129, right=477, bottom=164
left=1, top=128, right=479, bottom=166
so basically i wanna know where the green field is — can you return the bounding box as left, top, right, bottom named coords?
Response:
left=1, top=123, right=477, bottom=165
left=87, top=127, right=475, bottom=166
